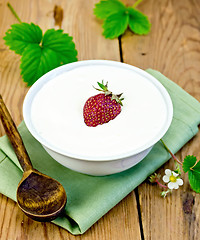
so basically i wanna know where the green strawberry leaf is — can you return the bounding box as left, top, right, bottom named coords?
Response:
left=42, top=29, right=78, bottom=64
left=4, top=23, right=42, bottom=55
left=183, top=155, right=197, bottom=173
left=94, top=0, right=126, bottom=19
left=192, top=161, right=200, bottom=172
left=128, top=7, right=151, bottom=35
left=183, top=155, right=200, bottom=193
left=103, top=11, right=129, bottom=39
left=20, top=44, right=61, bottom=86
left=4, top=23, right=77, bottom=86
left=94, top=0, right=151, bottom=39
left=188, top=170, right=200, bottom=193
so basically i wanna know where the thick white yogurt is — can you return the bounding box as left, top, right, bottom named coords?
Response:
left=31, top=65, right=168, bottom=160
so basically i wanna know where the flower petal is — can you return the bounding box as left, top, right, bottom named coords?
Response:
left=177, top=178, right=183, bottom=186
left=168, top=182, right=176, bottom=189
left=172, top=171, right=179, bottom=177
left=165, top=169, right=172, bottom=176
left=163, top=175, right=170, bottom=183
left=174, top=182, right=179, bottom=189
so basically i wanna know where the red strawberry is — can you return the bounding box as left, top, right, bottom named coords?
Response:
left=83, top=81, right=124, bottom=127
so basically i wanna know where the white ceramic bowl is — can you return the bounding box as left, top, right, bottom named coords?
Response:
left=23, top=60, right=173, bottom=176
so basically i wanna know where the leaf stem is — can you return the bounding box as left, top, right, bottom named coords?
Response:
left=190, top=160, right=199, bottom=170
left=132, top=0, right=143, bottom=8
left=160, top=139, right=183, bottom=165
left=155, top=179, right=168, bottom=189
left=7, top=2, right=22, bottom=23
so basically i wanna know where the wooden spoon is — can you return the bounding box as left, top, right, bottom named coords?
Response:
left=0, top=95, right=67, bottom=222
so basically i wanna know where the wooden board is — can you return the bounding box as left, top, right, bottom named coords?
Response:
left=122, top=0, right=200, bottom=239
left=0, top=0, right=141, bottom=239
left=0, top=0, right=200, bottom=239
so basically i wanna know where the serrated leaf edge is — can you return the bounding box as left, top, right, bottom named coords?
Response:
left=94, top=0, right=151, bottom=38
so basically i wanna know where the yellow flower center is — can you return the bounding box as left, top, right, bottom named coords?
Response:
left=169, top=175, right=177, bottom=182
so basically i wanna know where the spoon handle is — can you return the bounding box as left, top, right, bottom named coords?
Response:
left=0, top=95, right=33, bottom=172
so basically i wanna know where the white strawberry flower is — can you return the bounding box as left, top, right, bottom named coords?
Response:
left=162, top=169, right=183, bottom=190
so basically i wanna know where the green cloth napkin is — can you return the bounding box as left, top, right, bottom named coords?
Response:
left=0, top=69, right=200, bottom=235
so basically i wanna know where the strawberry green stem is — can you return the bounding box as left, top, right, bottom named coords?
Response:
left=7, top=2, right=22, bottom=23
left=160, top=139, right=183, bottom=165
left=132, top=0, right=143, bottom=8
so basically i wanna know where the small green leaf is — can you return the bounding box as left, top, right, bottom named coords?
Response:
left=20, top=44, right=61, bottom=86
left=97, top=81, right=107, bottom=91
left=192, top=160, right=200, bottom=172
left=188, top=170, right=200, bottom=193
left=174, top=161, right=182, bottom=175
left=94, top=0, right=151, bottom=39
left=183, top=155, right=197, bottom=173
left=4, top=23, right=42, bottom=55
left=42, top=29, right=78, bottom=64
left=102, top=11, right=129, bottom=39
left=128, top=7, right=151, bottom=35
left=183, top=155, right=200, bottom=193
left=94, top=0, right=126, bottom=19
left=4, top=23, right=78, bottom=86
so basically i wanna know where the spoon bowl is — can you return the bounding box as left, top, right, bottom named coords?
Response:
left=17, top=169, right=66, bottom=221
left=0, top=95, right=67, bottom=221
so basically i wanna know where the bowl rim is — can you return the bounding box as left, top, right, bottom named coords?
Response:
left=23, top=60, right=173, bottom=161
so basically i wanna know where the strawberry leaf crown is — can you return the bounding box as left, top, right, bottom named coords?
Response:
left=93, top=80, right=124, bottom=106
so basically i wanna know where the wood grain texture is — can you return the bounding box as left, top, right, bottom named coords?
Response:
left=1, top=0, right=200, bottom=239
left=0, top=95, right=33, bottom=172
left=0, top=0, right=141, bottom=239
left=122, top=0, right=200, bottom=239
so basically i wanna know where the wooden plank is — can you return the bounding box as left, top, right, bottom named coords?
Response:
left=0, top=0, right=141, bottom=239
left=122, top=0, right=200, bottom=239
